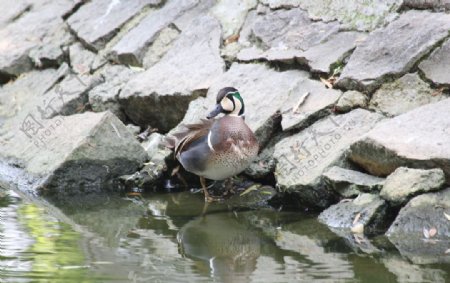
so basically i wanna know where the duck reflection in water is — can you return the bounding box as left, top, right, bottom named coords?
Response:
left=177, top=212, right=261, bottom=283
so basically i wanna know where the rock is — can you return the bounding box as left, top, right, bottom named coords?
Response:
left=349, top=98, right=450, bottom=181
left=142, top=26, right=180, bottom=69
left=226, top=184, right=277, bottom=208
left=380, top=167, right=445, bottom=206
left=337, top=11, right=450, bottom=93
left=387, top=188, right=450, bottom=264
left=119, top=15, right=224, bottom=132
left=419, top=38, right=450, bottom=86
left=171, top=63, right=309, bottom=147
left=318, top=193, right=389, bottom=235
left=69, top=43, right=96, bottom=75
left=244, top=146, right=276, bottom=179
left=259, top=0, right=402, bottom=31
left=67, top=0, right=162, bottom=51
left=274, top=109, right=384, bottom=208
left=335, top=90, right=368, bottom=113
left=0, top=111, right=148, bottom=197
left=110, top=0, right=198, bottom=66
left=0, top=0, right=31, bottom=29
left=403, top=0, right=450, bottom=10
left=323, top=166, right=385, bottom=198
left=0, top=0, right=73, bottom=78
left=369, top=73, right=443, bottom=117
left=125, top=124, right=141, bottom=136
left=211, top=0, right=257, bottom=39
left=89, top=64, right=141, bottom=121
left=141, top=133, right=165, bottom=158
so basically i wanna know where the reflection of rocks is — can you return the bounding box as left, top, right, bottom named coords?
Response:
left=319, top=193, right=389, bottom=235
left=323, top=166, right=384, bottom=198
left=380, top=167, right=445, bottom=206
left=274, top=109, right=383, bottom=208
left=382, top=255, right=447, bottom=282
left=349, top=99, right=450, bottom=180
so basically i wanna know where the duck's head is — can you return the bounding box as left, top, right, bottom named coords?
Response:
left=207, top=87, right=245, bottom=119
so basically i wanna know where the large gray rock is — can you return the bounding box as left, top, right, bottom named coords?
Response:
left=0, top=0, right=73, bottom=78
left=403, top=0, right=450, bottom=10
left=380, top=167, right=445, bottom=206
left=69, top=43, right=97, bottom=75
left=210, top=0, right=257, bottom=39
left=337, top=11, right=450, bottom=92
left=319, top=193, right=388, bottom=235
left=419, top=38, right=450, bottom=86
left=142, top=26, right=180, bottom=69
left=259, top=0, right=402, bottom=31
left=110, top=0, right=198, bottom=66
left=0, top=0, right=31, bottom=29
left=369, top=73, right=443, bottom=117
left=67, top=0, right=162, bottom=51
left=387, top=188, right=450, bottom=264
left=323, top=166, right=385, bottom=198
left=274, top=109, right=384, bottom=208
left=349, top=98, right=450, bottom=182
left=119, top=15, right=224, bottom=132
left=0, top=111, right=147, bottom=197
left=335, top=90, right=368, bottom=113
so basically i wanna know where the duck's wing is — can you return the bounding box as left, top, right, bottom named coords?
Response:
left=165, top=119, right=215, bottom=158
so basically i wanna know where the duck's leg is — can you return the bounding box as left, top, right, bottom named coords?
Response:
left=200, top=176, right=223, bottom=202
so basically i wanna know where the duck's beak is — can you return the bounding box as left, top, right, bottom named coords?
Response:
left=207, top=104, right=222, bottom=119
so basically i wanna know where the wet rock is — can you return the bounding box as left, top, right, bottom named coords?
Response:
left=387, top=188, right=450, bottom=264
left=110, top=0, right=197, bottom=66
left=172, top=63, right=308, bottom=147
left=211, top=0, right=257, bottom=39
left=67, top=0, right=162, bottom=51
left=349, top=98, right=450, bottom=181
left=245, top=146, right=276, bottom=179
left=381, top=167, right=445, bottom=206
left=319, top=193, right=389, bottom=235
left=335, top=90, right=368, bottom=113
left=323, top=166, right=385, bottom=198
left=226, top=184, right=277, bottom=208
left=369, top=73, right=443, bottom=117
left=337, top=11, right=450, bottom=92
left=419, top=38, right=450, bottom=86
left=403, top=0, right=450, bottom=10
left=0, top=0, right=73, bottom=78
left=260, top=0, right=402, bottom=31
left=69, top=43, right=96, bottom=75
left=119, top=15, right=224, bottom=132
left=89, top=64, right=141, bottom=121
left=274, top=109, right=384, bottom=208
left=142, top=26, right=180, bottom=69
left=0, top=111, right=147, bottom=197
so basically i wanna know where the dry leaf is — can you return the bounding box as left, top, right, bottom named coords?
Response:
left=431, top=87, right=444, bottom=96
left=444, top=212, right=450, bottom=221
left=423, top=228, right=430, bottom=239
left=351, top=223, right=364, bottom=234
left=353, top=212, right=361, bottom=225
left=339, top=198, right=352, bottom=203
left=292, top=92, right=310, bottom=114
left=320, top=77, right=333, bottom=89
left=171, top=165, right=180, bottom=176
left=240, top=184, right=260, bottom=196
left=429, top=227, right=437, bottom=238
left=224, top=34, right=239, bottom=45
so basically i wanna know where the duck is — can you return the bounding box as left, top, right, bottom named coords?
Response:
left=166, top=87, right=259, bottom=202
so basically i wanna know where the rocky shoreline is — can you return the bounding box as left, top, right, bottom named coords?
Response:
left=0, top=0, right=449, bottom=264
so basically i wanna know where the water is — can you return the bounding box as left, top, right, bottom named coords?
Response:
left=1, top=188, right=449, bottom=283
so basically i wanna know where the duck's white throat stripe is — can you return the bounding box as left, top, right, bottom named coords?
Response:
left=207, top=131, right=215, bottom=151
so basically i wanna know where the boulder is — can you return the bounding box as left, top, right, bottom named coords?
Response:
left=0, top=111, right=148, bottom=197
left=110, top=0, right=198, bottom=66
left=67, top=0, right=162, bottom=51
left=349, top=98, right=450, bottom=182
left=119, top=15, right=224, bottom=132
left=387, top=188, right=450, bottom=264
left=69, top=43, right=96, bottom=75
left=337, top=10, right=450, bottom=92
left=419, top=38, right=450, bottom=86
left=369, top=73, right=443, bottom=117
left=318, top=193, right=389, bottom=235
left=259, top=0, right=402, bottom=31
left=211, top=0, right=257, bottom=39
left=274, top=109, right=384, bottom=208
left=335, top=90, right=368, bottom=113
left=0, top=0, right=31, bottom=29
left=380, top=167, right=445, bottom=206
left=323, top=166, right=385, bottom=198
left=142, top=26, right=180, bottom=69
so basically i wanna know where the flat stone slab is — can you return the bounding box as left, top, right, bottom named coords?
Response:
left=259, top=0, right=402, bottom=31
left=380, top=167, right=445, bottom=206
left=369, top=73, right=443, bottom=117
left=349, top=98, right=450, bottom=182
left=67, top=0, right=162, bottom=51
left=0, top=111, right=147, bottom=197
left=337, top=10, right=450, bottom=92
left=319, top=193, right=388, bottom=235
left=110, top=0, right=198, bottom=66
left=69, top=43, right=97, bottom=75
left=119, top=15, right=224, bottom=132
left=274, top=109, right=384, bottom=208
left=0, top=0, right=31, bottom=29
left=419, top=38, right=450, bottom=85
left=387, top=188, right=450, bottom=264
left=211, top=0, right=257, bottom=39
left=323, top=166, right=385, bottom=197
